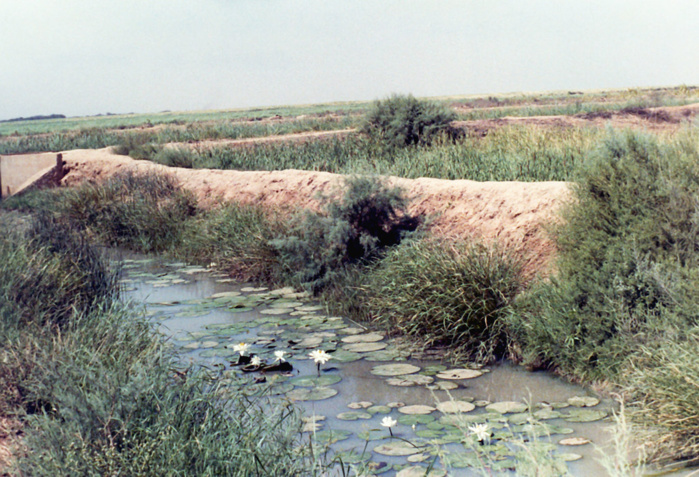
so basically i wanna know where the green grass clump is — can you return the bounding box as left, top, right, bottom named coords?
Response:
left=58, top=171, right=197, bottom=253
left=272, top=176, right=420, bottom=293
left=623, top=328, right=699, bottom=465
left=364, top=239, right=522, bottom=362
left=360, top=94, right=459, bottom=147
left=178, top=201, right=289, bottom=282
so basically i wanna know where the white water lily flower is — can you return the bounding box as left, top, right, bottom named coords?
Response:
left=274, top=350, right=286, bottom=363
left=468, top=423, right=490, bottom=443
left=381, top=417, right=397, bottom=428
left=232, top=342, right=250, bottom=356
left=309, top=349, right=331, bottom=365
left=250, top=356, right=262, bottom=366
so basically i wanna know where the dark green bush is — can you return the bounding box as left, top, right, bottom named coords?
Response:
left=272, top=176, right=420, bottom=292
left=365, top=239, right=522, bottom=362
left=152, top=147, right=196, bottom=168
left=509, top=131, right=699, bottom=379
left=360, top=94, right=459, bottom=147
left=59, top=171, right=197, bottom=253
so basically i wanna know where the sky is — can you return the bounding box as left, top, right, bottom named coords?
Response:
left=1, top=0, right=698, bottom=120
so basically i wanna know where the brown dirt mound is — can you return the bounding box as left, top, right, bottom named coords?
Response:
left=59, top=148, right=570, bottom=278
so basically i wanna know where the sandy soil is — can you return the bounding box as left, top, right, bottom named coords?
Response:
left=60, top=149, right=569, bottom=278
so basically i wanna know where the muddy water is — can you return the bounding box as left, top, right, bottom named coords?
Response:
left=119, top=253, right=618, bottom=476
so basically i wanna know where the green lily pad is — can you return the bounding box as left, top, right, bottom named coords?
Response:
left=398, top=405, right=436, bottom=415
left=341, top=332, right=384, bottom=343
left=289, top=375, right=341, bottom=387
left=414, top=429, right=444, bottom=439
left=436, top=400, right=476, bottom=414
left=486, top=401, right=528, bottom=414
left=435, top=368, right=483, bottom=380
left=567, top=396, right=600, bottom=407
left=337, top=411, right=372, bottom=421
left=371, top=364, right=421, bottom=376
left=329, top=350, right=363, bottom=363
left=286, top=387, right=338, bottom=401
left=343, top=342, right=387, bottom=352
left=563, top=409, right=607, bottom=423
left=199, top=348, right=237, bottom=358
left=200, top=340, right=220, bottom=348
left=396, top=466, right=446, bottom=477
left=210, top=291, right=241, bottom=299
left=357, top=429, right=389, bottom=441
left=373, top=442, right=423, bottom=456
left=347, top=401, right=373, bottom=409
left=386, top=375, right=434, bottom=387
left=367, top=405, right=392, bottom=415
left=312, top=429, right=351, bottom=445
left=363, top=350, right=405, bottom=361
left=260, top=308, right=290, bottom=315
left=533, top=408, right=562, bottom=420
left=398, top=414, right=435, bottom=426
left=334, top=450, right=371, bottom=465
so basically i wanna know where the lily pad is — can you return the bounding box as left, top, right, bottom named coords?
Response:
left=347, top=401, right=373, bottom=409
left=559, top=453, right=583, bottom=462
left=435, top=368, right=483, bottom=380
left=312, top=429, right=351, bottom=445
left=398, top=405, right=436, bottom=415
left=563, top=409, right=607, bottom=423
left=436, top=401, right=476, bottom=414
left=373, top=442, right=423, bottom=457
left=398, top=414, right=435, bottom=426
left=367, top=405, right=391, bottom=415
left=567, top=396, right=600, bottom=407
left=199, top=348, right=237, bottom=358
left=290, top=375, right=341, bottom=387
left=328, top=350, right=363, bottom=363
left=356, top=429, right=389, bottom=441
left=286, top=387, right=338, bottom=401
left=337, top=411, right=372, bottom=421
left=386, top=375, right=434, bottom=387
left=260, top=308, right=290, bottom=315
left=210, top=291, right=241, bottom=299
left=371, top=363, right=421, bottom=376
left=486, top=401, right=529, bottom=414
left=559, top=436, right=591, bottom=446
left=341, top=332, right=385, bottom=343
left=396, top=467, right=446, bottom=477
left=343, top=342, right=387, bottom=352
left=426, top=381, right=458, bottom=391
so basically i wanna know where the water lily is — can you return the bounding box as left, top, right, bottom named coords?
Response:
left=381, top=416, right=397, bottom=437
left=468, top=423, right=490, bottom=444
left=309, top=349, right=331, bottom=376
left=250, top=356, right=262, bottom=366
left=232, top=342, right=250, bottom=356
left=274, top=350, right=286, bottom=363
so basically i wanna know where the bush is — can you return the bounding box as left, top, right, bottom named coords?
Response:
left=365, top=239, right=522, bottom=362
left=360, top=94, right=459, bottom=147
left=59, top=171, right=197, bottom=253
left=272, top=176, right=420, bottom=292
left=152, top=147, right=196, bottom=168
left=509, top=131, right=699, bottom=379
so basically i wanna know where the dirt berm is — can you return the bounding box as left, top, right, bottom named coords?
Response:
left=59, top=148, right=570, bottom=278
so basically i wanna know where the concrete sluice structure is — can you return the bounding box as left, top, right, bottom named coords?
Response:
left=0, top=152, right=66, bottom=199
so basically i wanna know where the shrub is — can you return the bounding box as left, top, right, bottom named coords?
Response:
left=272, top=176, right=420, bottom=292
left=360, top=94, right=459, bottom=147
left=509, top=131, right=699, bottom=379
left=152, top=147, right=196, bottom=168
left=58, top=171, right=197, bottom=253
left=364, top=239, right=522, bottom=362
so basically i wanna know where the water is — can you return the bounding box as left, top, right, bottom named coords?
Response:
left=119, top=252, right=619, bottom=475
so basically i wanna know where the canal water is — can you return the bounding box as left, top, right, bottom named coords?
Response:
left=118, top=253, right=619, bottom=476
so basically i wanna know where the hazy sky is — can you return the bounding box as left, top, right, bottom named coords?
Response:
left=1, top=1, right=698, bottom=120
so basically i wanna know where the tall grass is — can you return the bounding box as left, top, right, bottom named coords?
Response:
left=0, top=210, right=320, bottom=475
left=364, top=239, right=522, bottom=362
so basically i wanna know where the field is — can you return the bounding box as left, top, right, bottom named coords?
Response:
left=1, top=85, right=698, bottom=475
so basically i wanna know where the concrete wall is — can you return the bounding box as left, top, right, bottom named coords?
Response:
left=0, top=152, right=61, bottom=198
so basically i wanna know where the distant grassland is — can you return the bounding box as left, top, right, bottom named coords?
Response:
left=2, top=85, right=696, bottom=137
